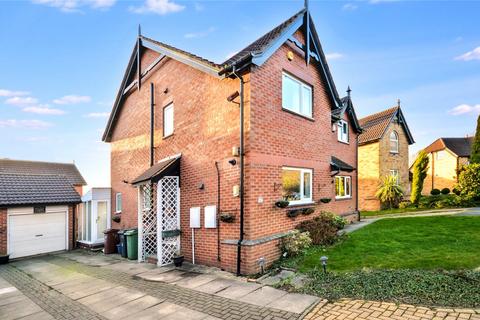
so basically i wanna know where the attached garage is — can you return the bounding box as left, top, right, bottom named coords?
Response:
left=0, top=161, right=85, bottom=259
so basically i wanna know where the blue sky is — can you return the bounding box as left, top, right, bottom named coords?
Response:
left=1, top=0, right=479, bottom=188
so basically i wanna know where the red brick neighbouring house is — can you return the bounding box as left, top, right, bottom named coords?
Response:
left=102, top=5, right=362, bottom=274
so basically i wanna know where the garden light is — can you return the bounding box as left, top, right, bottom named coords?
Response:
left=320, top=256, right=328, bottom=274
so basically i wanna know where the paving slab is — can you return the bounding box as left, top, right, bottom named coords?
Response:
left=162, top=305, right=213, bottom=320
left=239, top=286, right=288, bottom=307
left=215, top=281, right=263, bottom=299
left=67, top=279, right=118, bottom=300
left=102, top=261, right=156, bottom=275
left=126, top=301, right=183, bottom=319
left=136, top=269, right=187, bottom=283
left=173, top=273, right=218, bottom=289
left=78, top=286, right=146, bottom=314
left=267, top=292, right=319, bottom=313
left=194, top=278, right=237, bottom=294
left=101, top=295, right=164, bottom=319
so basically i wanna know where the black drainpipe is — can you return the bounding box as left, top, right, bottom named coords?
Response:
left=150, top=83, right=155, bottom=167
left=215, top=161, right=221, bottom=262
left=356, top=135, right=360, bottom=221
left=231, top=67, right=245, bottom=276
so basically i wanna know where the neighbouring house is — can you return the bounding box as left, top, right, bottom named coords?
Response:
left=77, top=188, right=111, bottom=248
left=358, top=106, right=415, bottom=211
left=420, top=137, right=474, bottom=194
left=102, top=4, right=362, bottom=274
left=0, top=159, right=85, bottom=259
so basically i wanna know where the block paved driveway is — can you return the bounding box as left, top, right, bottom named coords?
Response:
left=0, top=251, right=479, bottom=320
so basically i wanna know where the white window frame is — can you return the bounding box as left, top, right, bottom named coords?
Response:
left=335, top=176, right=352, bottom=199
left=337, top=120, right=349, bottom=143
left=282, top=167, right=313, bottom=205
left=282, top=72, right=313, bottom=118
left=163, top=103, right=174, bottom=137
left=390, top=169, right=400, bottom=185
left=115, top=193, right=122, bottom=213
left=390, top=131, right=399, bottom=153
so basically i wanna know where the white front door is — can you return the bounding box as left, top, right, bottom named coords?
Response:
left=95, top=201, right=108, bottom=241
left=8, top=206, right=67, bottom=258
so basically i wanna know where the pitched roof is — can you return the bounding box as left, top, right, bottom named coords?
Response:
left=221, top=9, right=306, bottom=69
left=358, top=106, right=414, bottom=145
left=0, top=159, right=86, bottom=186
left=331, top=156, right=355, bottom=172
left=0, top=173, right=81, bottom=207
left=131, top=154, right=181, bottom=185
left=424, top=137, right=474, bottom=157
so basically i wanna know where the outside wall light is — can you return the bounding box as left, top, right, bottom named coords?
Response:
left=228, top=159, right=237, bottom=166
left=320, top=256, right=328, bottom=274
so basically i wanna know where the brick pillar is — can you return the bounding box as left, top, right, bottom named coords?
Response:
left=0, top=208, right=7, bottom=254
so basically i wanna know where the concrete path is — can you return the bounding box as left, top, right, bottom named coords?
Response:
left=0, top=251, right=321, bottom=319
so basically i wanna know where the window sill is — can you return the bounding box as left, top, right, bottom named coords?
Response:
left=335, top=197, right=352, bottom=201
left=163, top=133, right=174, bottom=140
left=390, top=151, right=399, bottom=155
left=281, top=108, right=315, bottom=122
left=287, top=201, right=315, bottom=207
left=338, top=140, right=349, bottom=145
left=115, top=211, right=122, bottom=214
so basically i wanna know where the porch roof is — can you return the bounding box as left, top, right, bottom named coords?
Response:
left=131, top=155, right=181, bottom=186
left=330, top=156, right=355, bottom=172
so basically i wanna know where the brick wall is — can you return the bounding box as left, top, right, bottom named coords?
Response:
left=358, top=142, right=380, bottom=211
left=0, top=208, right=6, bottom=254
left=68, top=205, right=74, bottom=250
left=108, top=30, right=358, bottom=274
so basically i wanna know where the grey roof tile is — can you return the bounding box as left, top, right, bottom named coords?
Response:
left=0, top=173, right=81, bottom=206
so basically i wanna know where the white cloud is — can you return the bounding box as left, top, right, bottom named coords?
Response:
left=342, top=3, right=358, bottom=11
left=5, top=96, right=38, bottom=106
left=326, top=52, right=344, bottom=60
left=184, top=27, right=215, bottom=39
left=448, top=104, right=480, bottom=116
left=0, top=89, right=30, bottom=97
left=85, top=112, right=110, bottom=118
left=32, top=0, right=116, bottom=12
left=53, top=95, right=91, bottom=105
left=0, top=119, right=52, bottom=129
left=455, top=47, right=480, bottom=61
left=129, top=0, right=185, bottom=15
left=194, top=2, right=204, bottom=11
left=23, top=106, right=66, bottom=115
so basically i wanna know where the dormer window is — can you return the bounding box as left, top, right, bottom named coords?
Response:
left=337, top=120, right=349, bottom=143
left=282, top=72, right=312, bottom=118
left=390, top=131, right=399, bottom=153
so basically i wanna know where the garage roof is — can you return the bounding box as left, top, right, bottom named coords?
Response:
left=0, top=173, right=81, bottom=207
left=0, top=159, right=86, bottom=186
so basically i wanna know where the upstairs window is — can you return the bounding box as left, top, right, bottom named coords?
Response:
left=390, top=131, right=399, bottom=153
left=335, top=176, right=351, bottom=199
left=163, top=103, right=174, bottom=137
left=337, top=120, right=349, bottom=143
left=115, top=193, right=122, bottom=213
left=281, top=167, right=313, bottom=205
left=282, top=73, right=312, bottom=118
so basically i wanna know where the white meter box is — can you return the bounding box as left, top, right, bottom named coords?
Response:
left=204, top=205, right=217, bottom=228
left=189, top=207, right=201, bottom=228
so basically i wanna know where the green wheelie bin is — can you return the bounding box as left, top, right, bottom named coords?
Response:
left=125, top=229, right=138, bottom=260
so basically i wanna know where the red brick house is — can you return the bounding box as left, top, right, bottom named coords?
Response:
left=102, top=4, right=361, bottom=274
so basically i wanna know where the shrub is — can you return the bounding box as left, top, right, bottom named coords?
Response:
left=470, top=115, right=480, bottom=164
left=441, top=188, right=451, bottom=195
left=452, top=188, right=461, bottom=196
left=398, top=201, right=411, bottom=209
left=430, top=189, right=441, bottom=195
left=281, top=230, right=312, bottom=257
left=296, top=213, right=339, bottom=245
left=411, top=151, right=429, bottom=205
left=457, top=164, right=480, bottom=200
left=376, top=175, right=404, bottom=209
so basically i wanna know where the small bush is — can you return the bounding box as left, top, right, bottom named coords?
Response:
left=296, top=213, right=339, bottom=245
left=430, top=189, right=441, bottom=195
left=452, top=188, right=461, bottom=196
left=281, top=230, right=312, bottom=257
left=441, top=188, right=451, bottom=195
left=457, top=164, right=480, bottom=200
left=398, top=201, right=411, bottom=209
left=376, top=175, right=404, bottom=209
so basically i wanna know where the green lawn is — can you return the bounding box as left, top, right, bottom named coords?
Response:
left=285, top=216, right=480, bottom=273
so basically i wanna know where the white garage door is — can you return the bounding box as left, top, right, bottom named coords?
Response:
left=8, top=206, right=67, bottom=259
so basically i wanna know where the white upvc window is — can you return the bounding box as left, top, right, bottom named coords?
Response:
left=281, top=167, right=313, bottom=205
left=390, top=131, right=399, bottom=153
left=335, top=176, right=351, bottom=199
left=115, top=193, right=122, bottom=213
left=163, top=103, right=174, bottom=137
left=337, top=120, right=349, bottom=143
left=390, top=169, right=400, bottom=185
left=282, top=72, right=312, bottom=118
